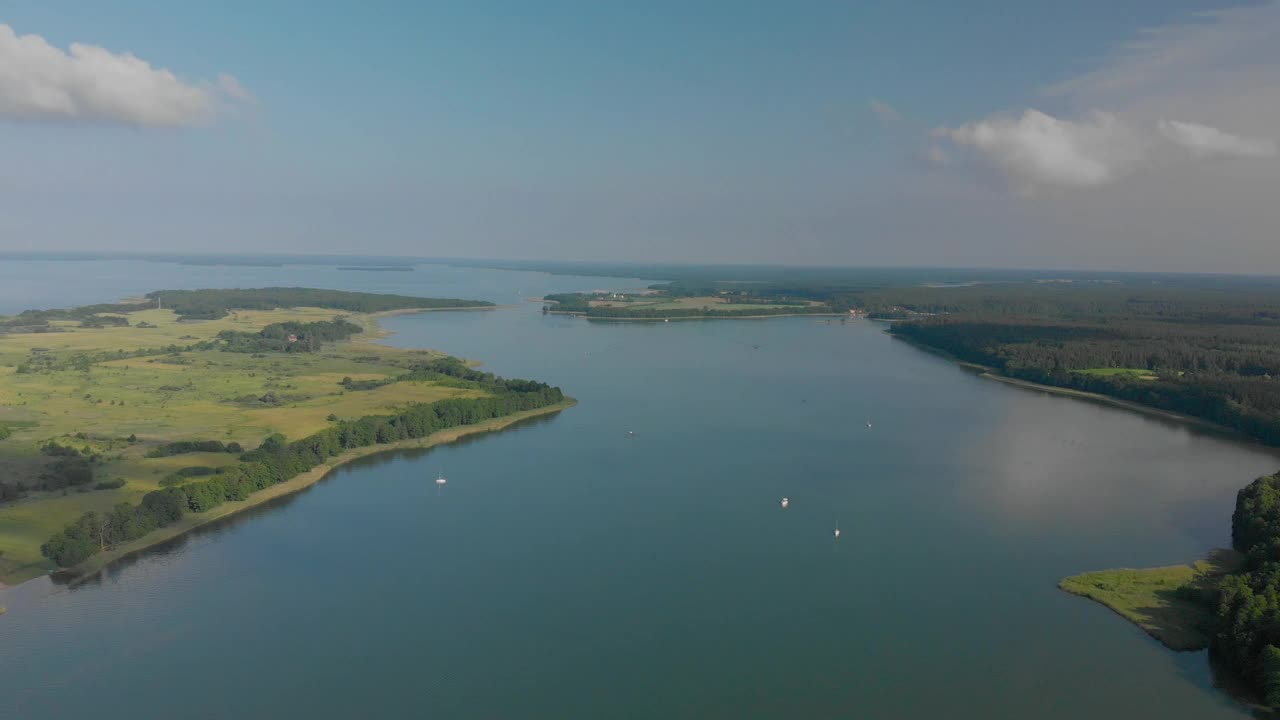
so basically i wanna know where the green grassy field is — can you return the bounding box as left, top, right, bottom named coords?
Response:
left=1059, top=549, right=1243, bottom=650
left=0, top=304, right=482, bottom=584
left=1073, top=367, right=1158, bottom=380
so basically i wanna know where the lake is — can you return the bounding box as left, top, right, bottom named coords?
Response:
left=1, top=259, right=1277, bottom=718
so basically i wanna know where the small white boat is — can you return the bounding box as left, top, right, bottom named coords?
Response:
left=664, top=318, right=670, bottom=323
left=833, top=527, right=842, bottom=539
left=780, top=497, right=790, bottom=509
left=866, top=420, right=872, bottom=429
left=435, top=474, right=447, bottom=487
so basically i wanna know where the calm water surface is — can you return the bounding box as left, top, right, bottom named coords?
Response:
left=1, top=260, right=1278, bottom=719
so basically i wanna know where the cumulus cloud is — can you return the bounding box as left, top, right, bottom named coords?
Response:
left=937, top=109, right=1143, bottom=190
left=1158, top=119, right=1276, bottom=158
left=928, top=3, right=1280, bottom=193
left=0, top=23, right=246, bottom=127
left=937, top=109, right=1275, bottom=191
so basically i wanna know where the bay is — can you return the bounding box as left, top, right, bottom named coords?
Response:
left=0, top=259, right=1275, bottom=718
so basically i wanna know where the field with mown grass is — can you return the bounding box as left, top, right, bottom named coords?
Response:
left=1072, top=367, right=1158, bottom=380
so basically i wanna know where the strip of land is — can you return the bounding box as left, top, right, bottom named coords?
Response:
left=541, top=290, right=845, bottom=320
left=60, top=399, right=574, bottom=585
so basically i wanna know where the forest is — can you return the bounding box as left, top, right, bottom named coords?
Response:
left=40, top=362, right=565, bottom=568
left=887, top=313, right=1280, bottom=445
left=1214, top=473, right=1280, bottom=704
left=217, top=318, right=365, bottom=353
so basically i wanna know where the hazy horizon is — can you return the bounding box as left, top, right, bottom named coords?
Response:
left=2, top=1, right=1279, bottom=273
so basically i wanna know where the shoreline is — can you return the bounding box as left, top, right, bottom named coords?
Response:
left=54, top=398, right=576, bottom=588
left=1056, top=549, right=1242, bottom=652
left=887, top=333, right=1249, bottom=442
left=976, top=373, right=1241, bottom=437
left=552, top=311, right=847, bottom=322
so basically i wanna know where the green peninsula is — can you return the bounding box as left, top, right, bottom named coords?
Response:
left=0, top=288, right=567, bottom=586
left=1059, top=549, right=1241, bottom=651
left=542, top=289, right=838, bottom=320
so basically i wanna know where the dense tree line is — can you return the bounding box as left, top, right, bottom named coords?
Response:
left=1216, top=474, right=1280, bottom=704
left=0, top=300, right=152, bottom=334
left=0, top=481, right=27, bottom=502
left=146, top=288, right=492, bottom=320
left=38, top=457, right=95, bottom=491
left=15, top=343, right=217, bottom=374
left=159, top=466, right=218, bottom=487
left=341, top=376, right=393, bottom=391
left=41, top=369, right=565, bottom=567
left=146, top=440, right=243, bottom=458
left=79, top=315, right=131, bottom=329
left=890, top=317, right=1280, bottom=446
left=218, top=318, right=364, bottom=353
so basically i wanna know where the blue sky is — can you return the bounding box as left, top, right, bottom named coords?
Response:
left=1, top=1, right=1276, bottom=271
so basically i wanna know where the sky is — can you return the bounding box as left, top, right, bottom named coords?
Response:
left=0, top=0, right=1277, bottom=272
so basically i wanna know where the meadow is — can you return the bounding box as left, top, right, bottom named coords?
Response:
left=0, top=303, right=485, bottom=584
left=1058, top=549, right=1243, bottom=651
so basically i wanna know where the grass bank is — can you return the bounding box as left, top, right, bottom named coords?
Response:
left=1059, top=549, right=1242, bottom=651
left=58, top=398, right=575, bottom=586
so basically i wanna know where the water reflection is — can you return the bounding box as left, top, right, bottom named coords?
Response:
left=967, top=385, right=1280, bottom=548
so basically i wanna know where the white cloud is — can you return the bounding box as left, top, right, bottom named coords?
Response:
left=869, top=99, right=900, bottom=124
left=938, top=109, right=1141, bottom=190
left=0, top=24, right=246, bottom=127
left=1158, top=119, right=1276, bottom=157
left=930, top=4, right=1280, bottom=194
left=216, top=73, right=252, bottom=102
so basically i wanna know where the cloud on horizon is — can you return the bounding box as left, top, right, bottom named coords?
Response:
left=1158, top=119, right=1276, bottom=158
left=928, top=3, right=1280, bottom=193
left=0, top=23, right=246, bottom=127
left=936, top=110, right=1273, bottom=192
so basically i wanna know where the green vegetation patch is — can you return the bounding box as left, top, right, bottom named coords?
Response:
left=1059, top=549, right=1242, bottom=651
left=0, top=289, right=510, bottom=583
left=1073, top=367, right=1158, bottom=380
